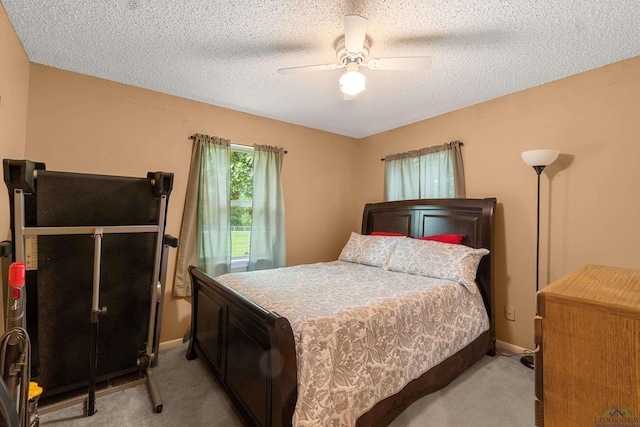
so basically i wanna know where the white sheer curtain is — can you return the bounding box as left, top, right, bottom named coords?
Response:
left=248, top=144, right=286, bottom=271
left=173, top=134, right=231, bottom=297
left=384, top=141, right=465, bottom=201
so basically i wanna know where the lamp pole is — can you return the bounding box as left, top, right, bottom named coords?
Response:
left=520, top=150, right=559, bottom=370
left=533, top=165, right=544, bottom=294
left=520, top=165, right=545, bottom=369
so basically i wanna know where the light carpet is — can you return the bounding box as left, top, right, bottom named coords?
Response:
left=39, top=343, right=534, bottom=426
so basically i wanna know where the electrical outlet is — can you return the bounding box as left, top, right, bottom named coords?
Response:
left=505, top=305, right=516, bottom=321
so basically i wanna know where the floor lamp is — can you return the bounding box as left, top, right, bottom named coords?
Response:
left=520, top=149, right=559, bottom=369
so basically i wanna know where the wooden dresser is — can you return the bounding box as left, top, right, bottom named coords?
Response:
left=534, top=265, right=640, bottom=427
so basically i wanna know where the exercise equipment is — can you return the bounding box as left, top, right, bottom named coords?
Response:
left=2, top=159, right=177, bottom=417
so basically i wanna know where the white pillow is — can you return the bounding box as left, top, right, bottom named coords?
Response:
left=338, top=232, right=404, bottom=269
left=387, top=238, right=489, bottom=291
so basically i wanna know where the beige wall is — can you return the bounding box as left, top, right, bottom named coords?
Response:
left=0, top=4, right=29, bottom=241
left=24, top=64, right=359, bottom=343
left=356, top=55, right=640, bottom=349
left=0, top=4, right=30, bottom=330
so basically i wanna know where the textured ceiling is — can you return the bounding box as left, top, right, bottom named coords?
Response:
left=3, top=1, right=640, bottom=138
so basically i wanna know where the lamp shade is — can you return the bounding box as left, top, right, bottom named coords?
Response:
left=339, top=69, right=366, bottom=96
left=521, top=149, right=560, bottom=167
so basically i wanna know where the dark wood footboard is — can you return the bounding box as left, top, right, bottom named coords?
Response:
left=186, top=266, right=297, bottom=427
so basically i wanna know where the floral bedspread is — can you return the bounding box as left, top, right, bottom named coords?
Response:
left=215, top=261, right=489, bottom=427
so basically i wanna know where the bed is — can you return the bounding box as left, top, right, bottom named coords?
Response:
left=186, top=197, right=496, bottom=427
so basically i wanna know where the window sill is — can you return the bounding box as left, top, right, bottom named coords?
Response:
left=231, top=257, right=248, bottom=273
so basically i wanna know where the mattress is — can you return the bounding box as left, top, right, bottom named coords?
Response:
left=216, top=260, right=490, bottom=426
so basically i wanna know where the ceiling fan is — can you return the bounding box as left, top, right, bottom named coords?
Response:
left=277, top=14, right=432, bottom=99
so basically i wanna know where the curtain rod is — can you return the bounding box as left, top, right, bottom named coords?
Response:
left=380, top=141, right=464, bottom=161
left=189, top=135, right=287, bottom=154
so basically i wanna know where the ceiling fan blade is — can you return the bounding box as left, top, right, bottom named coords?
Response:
left=365, top=56, right=432, bottom=71
left=277, top=63, right=343, bottom=74
left=344, top=14, right=368, bottom=54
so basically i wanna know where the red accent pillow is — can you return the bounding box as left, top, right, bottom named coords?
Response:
left=417, top=234, right=463, bottom=244
left=371, top=231, right=406, bottom=237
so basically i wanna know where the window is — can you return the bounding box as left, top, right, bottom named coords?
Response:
left=174, top=135, right=286, bottom=297
left=230, top=144, right=253, bottom=270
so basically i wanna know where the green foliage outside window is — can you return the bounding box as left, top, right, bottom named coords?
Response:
left=230, top=150, right=253, bottom=257
left=230, top=151, right=253, bottom=201
left=230, top=151, right=253, bottom=227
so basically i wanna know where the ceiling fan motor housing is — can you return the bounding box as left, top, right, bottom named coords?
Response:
left=336, top=36, right=371, bottom=65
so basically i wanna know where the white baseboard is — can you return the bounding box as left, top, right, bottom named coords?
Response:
left=496, top=340, right=531, bottom=355
left=159, top=338, right=184, bottom=351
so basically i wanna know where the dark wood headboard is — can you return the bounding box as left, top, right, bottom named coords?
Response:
left=361, top=198, right=497, bottom=344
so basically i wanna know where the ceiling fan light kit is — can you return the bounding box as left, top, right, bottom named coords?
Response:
left=277, top=14, right=432, bottom=99
left=339, top=62, right=366, bottom=96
